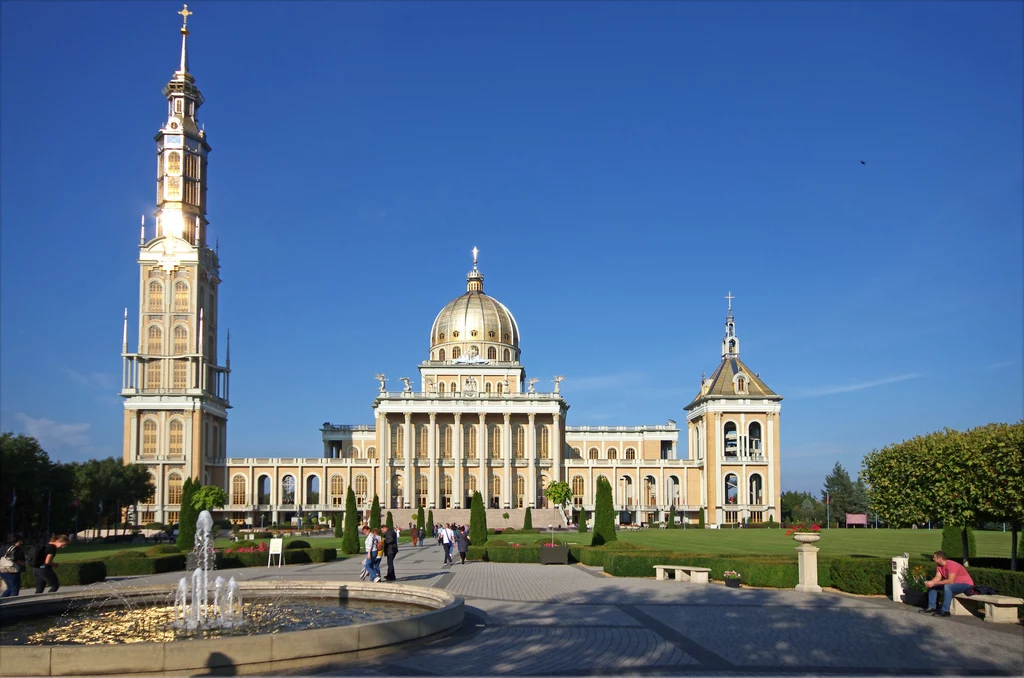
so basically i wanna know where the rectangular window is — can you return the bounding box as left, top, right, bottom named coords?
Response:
left=725, top=510, right=738, bottom=524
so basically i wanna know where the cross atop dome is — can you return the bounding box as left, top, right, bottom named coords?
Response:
left=467, top=246, right=484, bottom=292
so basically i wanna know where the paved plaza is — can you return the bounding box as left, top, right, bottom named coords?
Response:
left=35, top=542, right=1024, bottom=676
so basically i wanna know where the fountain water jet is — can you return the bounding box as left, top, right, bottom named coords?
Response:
left=171, top=510, right=244, bottom=630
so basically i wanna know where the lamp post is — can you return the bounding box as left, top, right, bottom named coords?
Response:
left=549, top=524, right=553, bottom=545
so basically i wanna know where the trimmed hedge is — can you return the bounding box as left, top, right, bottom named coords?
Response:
left=484, top=546, right=542, bottom=563
left=968, top=567, right=1024, bottom=599
left=20, top=561, right=106, bottom=588
left=285, top=540, right=311, bottom=550
left=485, top=539, right=509, bottom=547
left=113, top=550, right=147, bottom=559
left=105, top=554, right=187, bottom=576
left=826, top=556, right=891, bottom=596
left=466, top=545, right=487, bottom=561
left=220, top=547, right=338, bottom=568
left=145, top=544, right=181, bottom=556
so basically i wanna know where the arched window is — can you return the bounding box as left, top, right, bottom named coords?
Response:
left=572, top=447, right=581, bottom=458
left=305, top=475, right=320, bottom=505
left=540, top=426, right=550, bottom=459
left=503, top=349, right=511, bottom=361
left=467, top=474, right=478, bottom=497
left=485, top=382, right=492, bottom=393
left=443, top=474, right=453, bottom=508
left=452, top=347, right=461, bottom=359
left=439, top=348, right=445, bottom=361
left=440, top=425, right=452, bottom=459
left=464, top=424, right=477, bottom=459
left=416, top=423, right=428, bottom=459
left=490, top=474, right=501, bottom=506
left=417, top=474, right=429, bottom=508
left=330, top=475, right=344, bottom=506
left=607, top=447, right=618, bottom=460
left=450, top=381, right=457, bottom=392
left=146, top=362, right=161, bottom=390
left=281, top=475, right=296, bottom=505
left=142, top=419, right=157, bottom=456
left=749, top=474, right=763, bottom=505
left=724, top=473, right=738, bottom=505
left=167, top=151, right=181, bottom=174
left=667, top=475, right=681, bottom=506
left=169, top=419, right=183, bottom=456
left=391, top=423, right=404, bottom=459
left=644, top=475, right=657, bottom=505
left=439, top=382, right=446, bottom=393
left=355, top=475, right=368, bottom=506
left=736, top=377, right=746, bottom=394
left=148, top=326, right=163, bottom=354
left=257, top=475, right=271, bottom=504
left=496, top=382, right=503, bottom=394
left=588, top=447, right=599, bottom=460
left=231, top=475, right=246, bottom=505
left=348, top=446, right=358, bottom=458
left=148, top=281, right=163, bottom=312
left=487, top=346, right=497, bottom=360
left=625, top=447, right=636, bottom=460
left=390, top=474, right=404, bottom=508
left=173, top=326, right=188, bottom=354
left=367, top=446, right=377, bottom=459
left=173, top=360, right=187, bottom=389
left=174, top=281, right=189, bottom=311
left=489, top=424, right=501, bottom=458
left=724, top=422, right=738, bottom=455
left=572, top=475, right=585, bottom=506
left=748, top=422, right=762, bottom=453
left=167, top=472, right=183, bottom=505
left=515, top=474, right=526, bottom=508
left=618, top=475, right=634, bottom=506
left=514, top=425, right=525, bottom=459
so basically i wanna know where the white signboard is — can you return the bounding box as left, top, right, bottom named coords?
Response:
left=268, top=537, right=284, bottom=568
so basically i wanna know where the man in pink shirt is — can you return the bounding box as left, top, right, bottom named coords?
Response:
left=923, top=550, right=974, bottom=617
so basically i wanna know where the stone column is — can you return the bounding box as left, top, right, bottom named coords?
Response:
left=478, top=413, right=488, bottom=506
left=453, top=413, right=463, bottom=508
left=713, top=412, right=722, bottom=524
left=552, top=412, right=562, bottom=483
left=428, top=412, right=437, bottom=509
left=379, top=412, right=389, bottom=511
left=503, top=413, right=512, bottom=509
left=527, top=413, right=537, bottom=508
left=795, top=541, right=822, bottom=593
left=403, top=413, right=413, bottom=509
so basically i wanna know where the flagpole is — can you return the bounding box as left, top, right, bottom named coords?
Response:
left=826, top=491, right=830, bottom=529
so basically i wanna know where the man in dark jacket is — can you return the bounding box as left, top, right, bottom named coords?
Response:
left=383, top=525, right=399, bottom=581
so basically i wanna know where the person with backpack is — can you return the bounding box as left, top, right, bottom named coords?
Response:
left=383, top=524, right=399, bottom=581
left=33, top=534, right=69, bottom=594
left=0, top=533, right=28, bottom=597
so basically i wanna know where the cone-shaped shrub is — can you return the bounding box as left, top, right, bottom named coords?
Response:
left=941, top=524, right=976, bottom=559
left=386, top=511, right=394, bottom=531
left=426, top=510, right=435, bottom=537
left=176, top=477, right=198, bottom=551
left=341, top=487, right=361, bottom=554
left=592, top=476, right=616, bottom=545
left=333, top=512, right=343, bottom=538
left=698, top=507, right=706, bottom=528
left=666, top=509, right=676, bottom=529
left=578, top=510, right=588, bottom=533
left=523, top=507, right=533, bottom=531
left=370, top=495, right=381, bottom=529
left=417, top=506, right=425, bottom=530
left=469, top=491, right=488, bottom=546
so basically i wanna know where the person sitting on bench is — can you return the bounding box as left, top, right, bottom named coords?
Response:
left=923, top=550, right=974, bottom=617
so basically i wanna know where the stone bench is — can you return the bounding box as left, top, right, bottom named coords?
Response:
left=654, top=565, right=710, bottom=583
left=951, top=593, right=1023, bottom=624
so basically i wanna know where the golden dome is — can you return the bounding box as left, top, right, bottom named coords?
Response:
left=430, top=254, right=520, bottom=364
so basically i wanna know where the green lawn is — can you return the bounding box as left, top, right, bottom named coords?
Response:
left=497, top=528, right=1016, bottom=559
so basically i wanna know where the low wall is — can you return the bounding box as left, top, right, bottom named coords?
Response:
left=0, top=581, right=463, bottom=676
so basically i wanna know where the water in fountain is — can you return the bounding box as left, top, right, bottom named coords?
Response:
left=171, top=510, right=243, bottom=630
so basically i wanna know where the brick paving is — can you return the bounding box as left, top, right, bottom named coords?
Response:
left=23, top=541, right=1024, bottom=675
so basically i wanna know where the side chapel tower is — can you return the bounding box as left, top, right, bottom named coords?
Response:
left=121, top=6, right=230, bottom=525
left=684, top=294, right=782, bottom=525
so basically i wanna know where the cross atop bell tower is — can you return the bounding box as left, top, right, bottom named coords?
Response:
left=722, top=291, right=740, bottom=359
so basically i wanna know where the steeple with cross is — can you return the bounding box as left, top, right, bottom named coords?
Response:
left=467, top=246, right=484, bottom=292
left=722, top=291, right=740, bottom=359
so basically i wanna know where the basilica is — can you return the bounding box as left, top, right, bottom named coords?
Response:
left=121, top=8, right=783, bottom=531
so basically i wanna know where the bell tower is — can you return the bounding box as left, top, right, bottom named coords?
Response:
left=121, top=5, right=230, bottom=524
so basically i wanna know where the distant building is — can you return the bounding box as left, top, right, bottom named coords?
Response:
left=122, top=10, right=782, bottom=529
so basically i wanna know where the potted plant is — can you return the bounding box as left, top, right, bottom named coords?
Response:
left=540, top=539, right=569, bottom=565
left=899, top=564, right=930, bottom=607
left=785, top=523, right=822, bottom=543
left=723, top=570, right=742, bottom=588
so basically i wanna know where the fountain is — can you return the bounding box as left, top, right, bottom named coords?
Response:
left=0, top=511, right=465, bottom=676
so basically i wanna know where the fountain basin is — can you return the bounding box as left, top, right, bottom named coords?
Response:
left=0, top=581, right=463, bottom=676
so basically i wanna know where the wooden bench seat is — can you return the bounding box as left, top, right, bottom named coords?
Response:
left=951, top=593, right=1023, bottom=624
left=653, top=565, right=710, bottom=583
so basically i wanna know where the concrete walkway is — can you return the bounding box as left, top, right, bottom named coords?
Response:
left=19, top=542, right=1024, bottom=675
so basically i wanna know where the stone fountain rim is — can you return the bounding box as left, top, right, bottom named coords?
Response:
left=0, top=580, right=464, bottom=677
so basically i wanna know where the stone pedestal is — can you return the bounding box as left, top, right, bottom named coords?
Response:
left=795, top=543, right=821, bottom=593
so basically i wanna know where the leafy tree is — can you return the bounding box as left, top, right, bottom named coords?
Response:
left=523, top=506, right=533, bottom=530
left=385, top=511, right=394, bottom=531
left=417, top=506, right=425, bottom=531
left=543, top=481, right=573, bottom=511
left=341, top=487, right=360, bottom=554
left=0, top=433, right=76, bottom=538
left=176, top=478, right=198, bottom=550
left=969, top=422, right=1024, bottom=570
left=469, top=491, right=487, bottom=546
left=191, top=485, right=227, bottom=512
left=941, top=524, right=976, bottom=559
left=426, top=510, right=434, bottom=537
left=369, top=495, right=381, bottom=530
left=698, top=507, right=705, bottom=528
left=780, top=490, right=810, bottom=524
left=592, top=476, right=616, bottom=545
left=666, top=507, right=676, bottom=529
left=862, top=433, right=934, bottom=528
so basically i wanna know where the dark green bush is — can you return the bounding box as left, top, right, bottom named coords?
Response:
left=285, top=540, right=311, bottom=550
left=105, top=554, right=186, bottom=576
left=466, top=545, right=488, bottom=561
left=144, top=522, right=166, bottom=531
left=523, top=507, right=533, bottom=531
left=219, top=547, right=336, bottom=568
left=957, top=557, right=1010, bottom=571
left=941, top=525, right=977, bottom=559
left=502, top=527, right=516, bottom=534
left=485, top=539, right=509, bottom=547
left=968, top=567, right=1024, bottom=599
left=145, top=544, right=181, bottom=556
left=826, top=557, right=891, bottom=595
left=252, top=531, right=273, bottom=539
left=21, top=561, right=106, bottom=588
left=112, top=550, right=147, bottom=559
left=485, top=547, right=542, bottom=563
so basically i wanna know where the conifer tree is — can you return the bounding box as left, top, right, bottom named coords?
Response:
left=370, top=495, right=381, bottom=529
left=523, top=506, right=533, bottom=531
left=941, top=524, right=976, bottom=559
left=176, top=477, right=198, bottom=551
left=698, top=507, right=706, bottom=528
left=577, top=510, right=587, bottom=533
left=469, top=491, right=488, bottom=546
left=417, top=506, right=425, bottom=531
left=341, top=487, right=360, bottom=554
left=333, top=512, right=343, bottom=538
left=666, top=507, right=676, bottom=529
left=592, top=477, right=616, bottom=545
left=386, top=511, right=394, bottom=531
left=426, top=510, right=435, bottom=537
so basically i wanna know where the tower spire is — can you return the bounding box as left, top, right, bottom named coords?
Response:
left=721, top=292, right=740, bottom=359
left=178, top=4, right=192, bottom=73
left=466, top=246, right=484, bottom=292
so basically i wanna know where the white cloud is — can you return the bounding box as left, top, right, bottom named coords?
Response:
left=792, top=373, right=925, bottom=399
left=63, top=368, right=116, bottom=391
left=984, top=361, right=1016, bottom=371
left=14, top=412, right=92, bottom=450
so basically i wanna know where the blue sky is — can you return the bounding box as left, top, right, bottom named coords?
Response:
left=1, top=2, right=1021, bottom=494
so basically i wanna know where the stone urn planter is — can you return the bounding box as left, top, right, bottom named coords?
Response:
left=540, top=545, right=569, bottom=565
left=725, top=578, right=741, bottom=589
left=792, top=533, right=821, bottom=544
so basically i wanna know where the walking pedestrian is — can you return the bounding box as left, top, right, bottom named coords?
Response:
left=383, top=524, right=398, bottom=581
left=418, top=526, right=425, bottom=547
left=361, top=525, right=381, bottom=583
left=0, top=533, right=27, bottom=597
left=455, top=526, right=470, bottom=565
left=441, top=524, right=455, bottom=565
left=33, top=534, right=69, bottom=594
